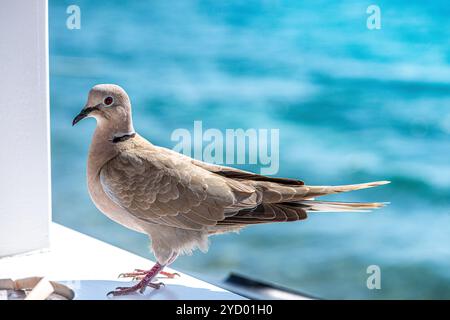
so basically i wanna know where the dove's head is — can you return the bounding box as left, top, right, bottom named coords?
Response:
left=73, top=84, right=135, bottom=139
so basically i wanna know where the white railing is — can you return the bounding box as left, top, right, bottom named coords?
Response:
left=0, top=0, right=51, bottom=257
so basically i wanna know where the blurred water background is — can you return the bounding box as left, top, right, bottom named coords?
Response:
left=49, top=0, right=450, bottom=299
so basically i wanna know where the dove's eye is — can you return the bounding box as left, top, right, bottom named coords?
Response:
left=104, top=96, right=114, bottom=106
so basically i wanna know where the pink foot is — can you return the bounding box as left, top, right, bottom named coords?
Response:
left=119, top=269, right=180, bottom=280
left=107, top=281, right=164, bottom=296
left=160, top=271, right=180, bottom=279
left=108, top=263, right=165, bottom=296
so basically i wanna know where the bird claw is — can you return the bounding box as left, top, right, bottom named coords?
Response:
left=152, top=282, right=165, bottom=289
left=107, top=281, right=164, bottom=297
left=117, top=270, right=145, bottom=279
left=118, top=269, right=180, bottom=279
left=110, top=263, right=166, bottom=296
left=107, top=287, right=138, bottom=297
left=139, top=282, right=164, bottom=293
left=159, top=271, right=180, bottom=279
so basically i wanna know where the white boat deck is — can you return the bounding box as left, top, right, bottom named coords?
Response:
left=0, top=223, right=244, bottom=300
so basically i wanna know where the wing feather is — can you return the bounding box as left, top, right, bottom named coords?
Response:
left=100, top=149, right=253, bottom=230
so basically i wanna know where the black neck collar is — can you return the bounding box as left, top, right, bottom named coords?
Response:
left=112, top=132, right=136, bottom=143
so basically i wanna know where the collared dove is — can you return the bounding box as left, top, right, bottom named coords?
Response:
left=72, top=84, right=389, bottom=296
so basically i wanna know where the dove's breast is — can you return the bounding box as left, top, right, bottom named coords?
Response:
left=87, top=171, right=148, bottom=234
left=86, top=133, right=149, bottom=234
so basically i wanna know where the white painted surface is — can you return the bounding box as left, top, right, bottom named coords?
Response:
left=0, top=223, right=244, bottom=300
left=0, top=0, right=51, bottom=256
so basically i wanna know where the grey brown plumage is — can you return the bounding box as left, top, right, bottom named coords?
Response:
left=99, top=140, right=388, bottom=231
left=74, top=84, right=389, bottom=268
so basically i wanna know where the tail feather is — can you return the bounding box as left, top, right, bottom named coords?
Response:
left=217, top=180, right=390, bottom=227
left=303, top=180, right=390, bottom=199
left=300, top=200, right=389, bottom=212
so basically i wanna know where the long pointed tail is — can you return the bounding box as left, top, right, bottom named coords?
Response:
left=218, top=181, right=390, bottom=226
left=300, top=200, right=389, bottom=212
left=296, top=180, right=390, bottom=212
left=302, top=180, right=390, bottom=199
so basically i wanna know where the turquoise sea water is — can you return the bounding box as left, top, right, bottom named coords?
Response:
left=49, top=0, right=450, bottom=298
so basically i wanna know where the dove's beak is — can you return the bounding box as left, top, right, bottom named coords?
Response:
left=72, top=105, right=100, bottom=126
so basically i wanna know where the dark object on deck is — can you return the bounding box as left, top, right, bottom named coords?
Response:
left=221, top=273, right=318, bottom=300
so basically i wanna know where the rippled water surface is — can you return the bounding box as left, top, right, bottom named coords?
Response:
left=49, top=0, right=450, bottom=298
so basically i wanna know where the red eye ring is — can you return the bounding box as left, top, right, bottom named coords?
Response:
left=104, top=96, right=114, bottom=106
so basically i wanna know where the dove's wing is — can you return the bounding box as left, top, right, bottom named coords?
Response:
left=99, top=148, right=257, bottom=230
left=100, top=143, right=386, bottom=231
left=155, top=146, right=305, bottom=186
left=190, top=159, right=304, bottom=185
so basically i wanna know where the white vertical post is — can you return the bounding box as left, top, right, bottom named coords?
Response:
left=0, top=0, right=50, bottom=257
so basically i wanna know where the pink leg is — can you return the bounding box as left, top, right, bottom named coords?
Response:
left=108, top=262, right=165, bottom=296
